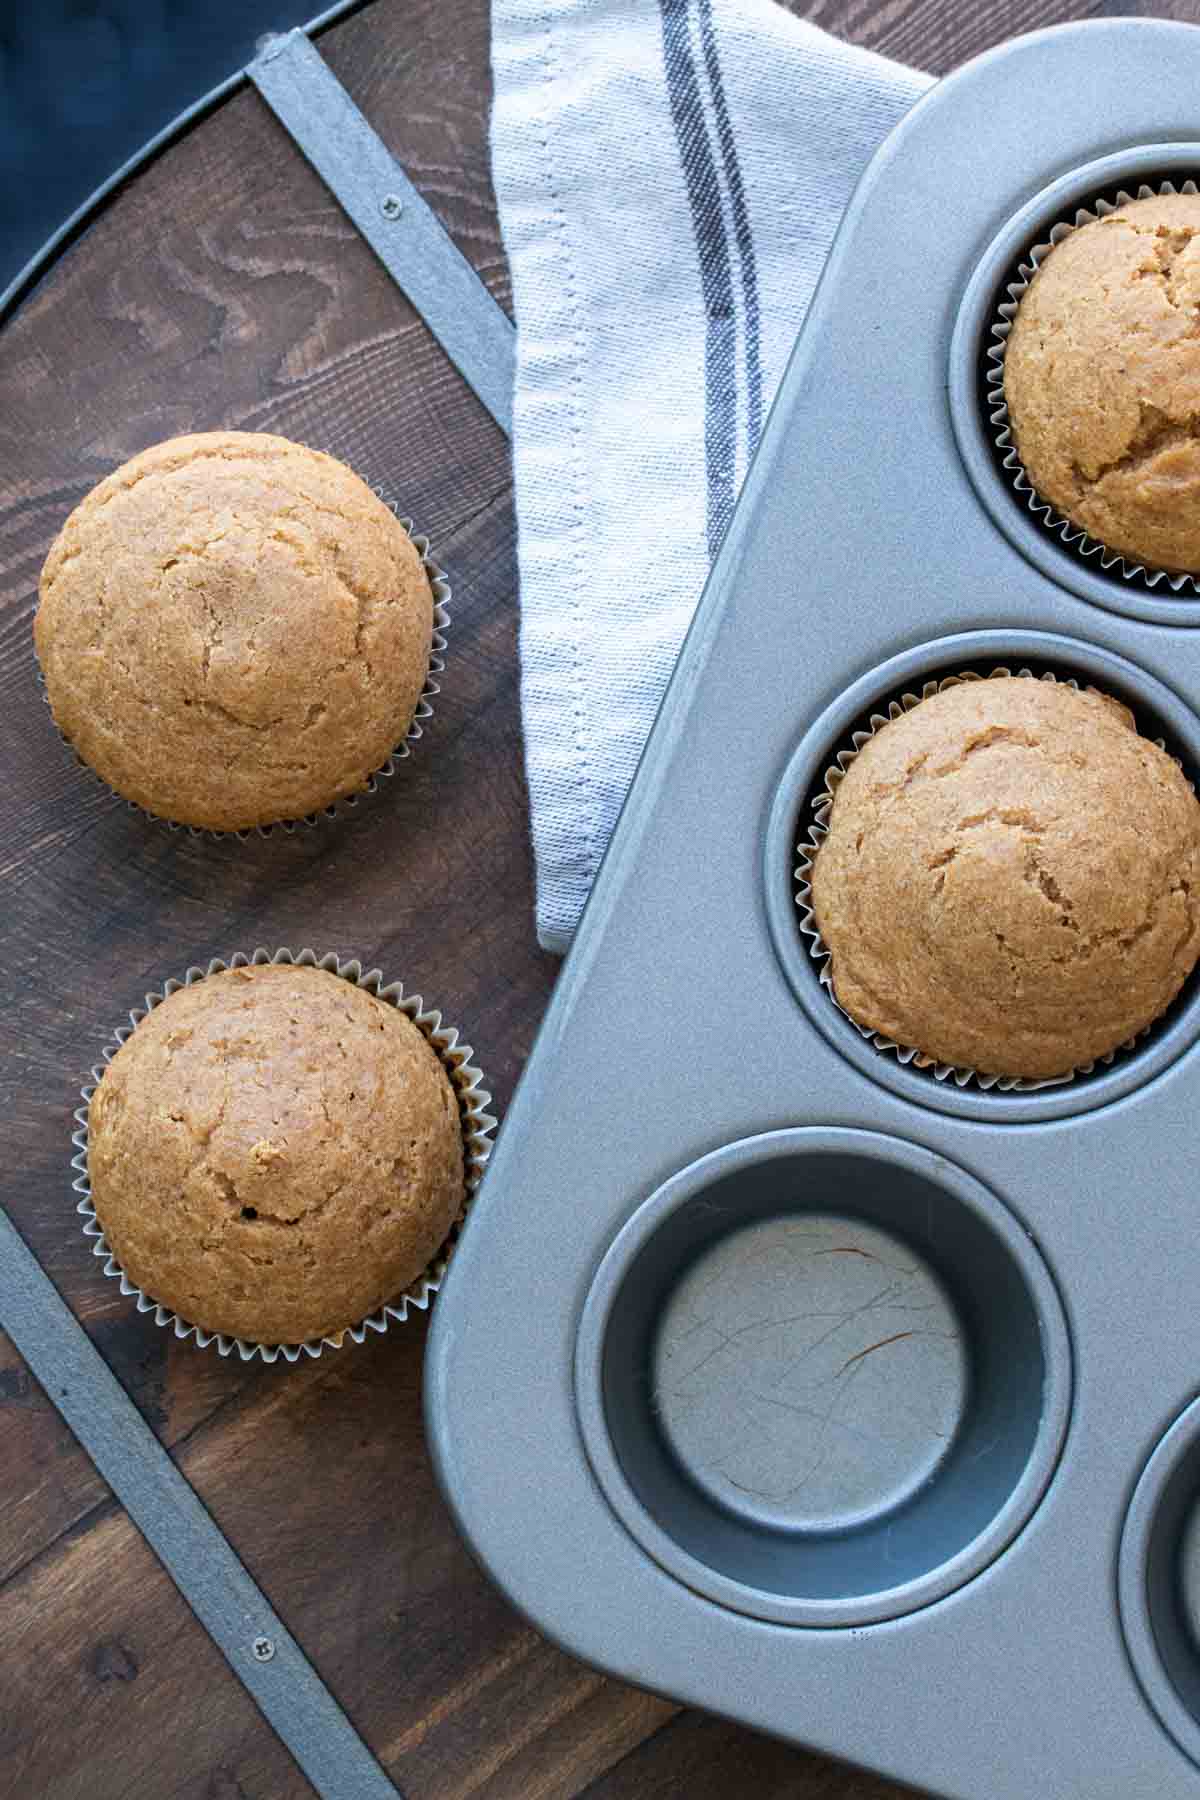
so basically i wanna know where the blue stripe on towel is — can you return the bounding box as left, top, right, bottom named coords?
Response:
left=659, top=0, right=738, bottom=560
left=697, top=0, right=762, bottom=454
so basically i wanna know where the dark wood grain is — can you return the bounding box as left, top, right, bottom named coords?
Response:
left=2, top=0, right=1196, bottom=1795
left=580, top=1712, right=917, bottom=1799
left=801, top=0, right=1200, bottom=70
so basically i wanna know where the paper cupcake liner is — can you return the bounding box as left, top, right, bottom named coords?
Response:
left=795, top=666, right=1178, bottom=1092
left=40, top=487, right=449, bottom=838
left=71, top=947, right=496, bottom=1362
left=986, top=175, right=1200, bottom=594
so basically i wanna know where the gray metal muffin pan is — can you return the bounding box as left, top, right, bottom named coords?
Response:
left=427, top=21, right=1200, bottom=1797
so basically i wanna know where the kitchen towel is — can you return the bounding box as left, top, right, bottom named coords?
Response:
left=491, top=0, right=931, bottom=952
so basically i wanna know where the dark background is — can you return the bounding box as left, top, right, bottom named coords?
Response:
left=0, top=0, right=360, bottom=295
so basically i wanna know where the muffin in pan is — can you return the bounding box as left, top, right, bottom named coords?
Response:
left=85, top=961, right=467, bottom=1348
left=809, top=677, right=1200, bottom=1080
left=1003, top=192, right=1200, bottom=575
left=34, top=431, right=435, bottom=830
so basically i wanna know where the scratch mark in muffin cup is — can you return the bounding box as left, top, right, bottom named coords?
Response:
left=794, top=667, right=1167, bottom=1093
left=71, top=948, right=496, bottom=1362
left=987, top=177, right=1200, bottom=594
left=39, top=490, right=450, bottom=839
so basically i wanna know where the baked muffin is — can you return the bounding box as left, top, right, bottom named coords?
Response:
left=87, top=964, right=465, bottom=1345
left=809, top=678, right=1200, bottom=1079
left=1004, top=193, right=1200, bottom=573
left=35, top=432, right=433, bottom=829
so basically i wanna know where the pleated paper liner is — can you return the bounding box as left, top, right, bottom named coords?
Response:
left=41, top=488, right=449, bottom=839
left=72, top=947, right=496, bottom=1362
left=986, top=176, right=1200, bottom=595
left=794, top=666, right=1179, bottom=1093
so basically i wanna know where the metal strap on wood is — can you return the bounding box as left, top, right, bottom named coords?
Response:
left=250, top=29, right=515, bottom=434
left=0, top=22, right=530, bottom=1796
left=0, top=1207, right=403, bottom=1799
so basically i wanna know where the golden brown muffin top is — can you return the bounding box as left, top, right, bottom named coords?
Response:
left=87, top=964, right=465, bottom=1344
left=34, top=432, right=433, bottom=830
left=1004, top=194, right=1200, bottom=574
left=809, top=678, right=1200, bottom=1079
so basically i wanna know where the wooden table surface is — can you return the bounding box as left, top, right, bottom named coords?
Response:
left=2, top=1, right=1197, bottom=1795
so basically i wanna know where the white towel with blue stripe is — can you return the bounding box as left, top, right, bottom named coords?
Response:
left=492, top=0, right=930, bottom=951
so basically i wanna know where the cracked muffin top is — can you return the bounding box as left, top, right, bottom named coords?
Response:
left=87, top=964, right=465, bottom=1345
left=34, top=431, right=433, bottom=829
left=809, top=678, right=1200, bottom=1079
left=1003, top=194, right=1200, bottom=574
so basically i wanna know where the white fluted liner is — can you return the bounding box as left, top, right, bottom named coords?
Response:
left=72, top=947, right=496, bottom=1362
left=41, top=496, right=449, bottom=838
left=987, top=177, right=1200, bottom=594
left=795, top=668, right=1166, bottom=1092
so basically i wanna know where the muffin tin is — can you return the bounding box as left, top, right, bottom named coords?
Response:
left=427, top=21, right=1200, bottom=1797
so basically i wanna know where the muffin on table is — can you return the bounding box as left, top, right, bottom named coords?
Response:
left=1004, top=193, right=1200, bottom=574
left=34, top=431, right=434, bottom=830
left=809, top=677, right=1200, bottom=1080
left=86, top=963, right=465, bottom=1347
